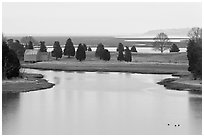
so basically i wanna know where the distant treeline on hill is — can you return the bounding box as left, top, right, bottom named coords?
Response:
left=6, top=36, right=188, bottom=48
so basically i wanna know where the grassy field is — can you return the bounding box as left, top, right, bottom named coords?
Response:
left=22, top=51, right=189, bottom=75
left=9, top=51, right=201, bottom=93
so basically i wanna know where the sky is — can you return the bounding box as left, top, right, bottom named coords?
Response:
left=2, top=2, right=202, bottom=36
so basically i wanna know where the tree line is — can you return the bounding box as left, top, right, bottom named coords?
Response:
left=2, top=27, right=202, bottom=79
left=51, top=39, right=136, bottom=62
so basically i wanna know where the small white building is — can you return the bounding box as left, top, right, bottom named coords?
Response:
left=24, top=49, right=50, bottom=62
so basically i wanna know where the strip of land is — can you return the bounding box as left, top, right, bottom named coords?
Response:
left=20, top=52, right=201, bottom=93
left=2, top=73, right=55, bottom=94
left=2, top=52, right=201, bottom=94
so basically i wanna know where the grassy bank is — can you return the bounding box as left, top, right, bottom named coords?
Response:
left=20, top=51, right=201, bottom=93
left=22, top=51, right=188, bottom=74
left=2, top=73, right=55, bottom=94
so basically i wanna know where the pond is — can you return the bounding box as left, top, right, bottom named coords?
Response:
left=2, top=69, right=202, bottom=135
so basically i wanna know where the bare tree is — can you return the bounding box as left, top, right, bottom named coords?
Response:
left=188, top=27, right=202, bottom=46
left=153, top=32, right=171, bottom=53
left=20, top=36, right=38, bottom=46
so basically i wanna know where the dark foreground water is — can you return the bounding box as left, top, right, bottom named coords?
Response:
left=2, top=69, right=202, bottom=135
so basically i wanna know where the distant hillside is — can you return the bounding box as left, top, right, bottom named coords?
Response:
left=142, top=28, right=191, bottom=38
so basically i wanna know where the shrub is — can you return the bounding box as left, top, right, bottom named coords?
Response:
left=117, top=51, right=124, bottom=61
left=170, top=43, right=180, bottom=52
left=52, top=41, right=62, bottom=60
left=88, top=46, right=92, bottom=51
left=64, top=38, right=75, bottom=58
left=101, top=49, right=110, bottom=61
left=39, top=41, right=47, bottom=52
left=76, top=43, right=86, bottom=61
left=117, top=43, right=124, bottom=52
left=95, top=43, right=104, bottom=59
left=124, top=46, right=132, bottom=62
left=131, top=46, right=137, bottom=52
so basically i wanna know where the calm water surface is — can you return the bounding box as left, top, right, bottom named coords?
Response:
left=2, top=69, right=202, bottom=135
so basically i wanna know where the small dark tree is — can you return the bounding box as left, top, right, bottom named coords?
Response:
left=124, top=46, right=132, bottom=62
left=117, top=51, right=124, bottom=61
left=82, top=43, right=87, bottom=51
left=170, top=43, right=180, bottom=52
left=131, top=46, right=137, bottom=52
left=39, top=41, right=47, bottom=52
left=76, top=43, right=86, bottom=61
left=95, top=43, right=104, bottom=59
left=101, top=49, right=111, bottom=61
left=64, top=38, right=75, bottom=58
left=52, top=41, right=62, bottom=60
left=88, top=46, right=92, bottom=51
left=117, top=43, right=124, bottom=52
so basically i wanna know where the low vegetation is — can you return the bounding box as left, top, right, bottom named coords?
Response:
left=131, top=46, right=137, bottom=52
left=170, top=43, right=180, bottom=52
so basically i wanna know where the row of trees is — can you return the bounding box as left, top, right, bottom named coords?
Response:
left=51, top=40, right=87, bottom=61
left=51, top=40, right=133, bottom=62
left=117, top=47, right=132, bottom=62
left=117, top=43, right=137, bottom=53
left=6, top=39, right=48, bottom=60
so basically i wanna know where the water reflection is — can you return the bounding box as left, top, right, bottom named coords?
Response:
left=187, top=96, right=202, bottom=134
left=2, top=93, right=20, bottom=134
left=2, top=69, right=202, bottom=135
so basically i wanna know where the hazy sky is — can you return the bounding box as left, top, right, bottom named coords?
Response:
left=2, top=2, right=202, bottom=36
